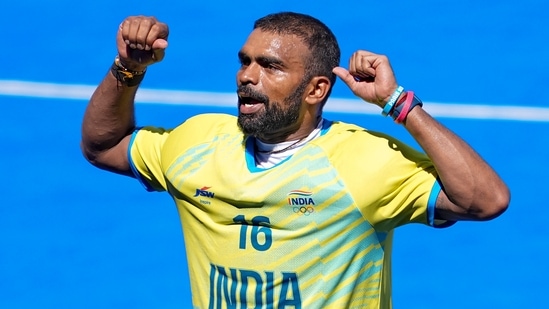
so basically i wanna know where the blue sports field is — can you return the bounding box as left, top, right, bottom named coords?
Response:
left=0, top=1, right=548, bottom=308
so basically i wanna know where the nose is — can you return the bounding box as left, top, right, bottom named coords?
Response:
left=237, top=62, right=260, bottom=85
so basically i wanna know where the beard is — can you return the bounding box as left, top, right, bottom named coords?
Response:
left=237, top=79, right=308, bottom=138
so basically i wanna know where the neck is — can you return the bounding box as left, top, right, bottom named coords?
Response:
left=255, top=135, right=308, bottom=155
left=256, top=116, right=322, bottom=144
left=254, top=118, right=323, bottom=155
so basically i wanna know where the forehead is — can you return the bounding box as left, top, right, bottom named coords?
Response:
left=240, top=29, right=309, bottom=64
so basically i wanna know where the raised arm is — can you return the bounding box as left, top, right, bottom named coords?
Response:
left=333, top=50, right=510, bottom=221
left=80, top=16, right=169, bottom=176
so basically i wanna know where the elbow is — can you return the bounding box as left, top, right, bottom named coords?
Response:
left=79, top=139, right=133, bottom=177
left=80, top=141, right=102, bottom=167
left=472, top=187, right=511, bottom=221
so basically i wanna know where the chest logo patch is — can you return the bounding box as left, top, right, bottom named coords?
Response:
left=287, top=190, right=315, bottom=215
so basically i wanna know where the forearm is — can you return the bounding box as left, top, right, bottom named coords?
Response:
left=80, top=16, right=168, bottom=175
left=81, top=69, right=138, bottom=160
left=403, top=106, right=510, bottom=220
left=332, top=50, right=509, bottom=220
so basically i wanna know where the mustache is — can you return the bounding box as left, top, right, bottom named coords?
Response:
left=236, top=85, right=269, bottom=104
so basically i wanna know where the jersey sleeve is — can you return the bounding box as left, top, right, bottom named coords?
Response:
left=361, top=135, right=454, bottom=231
left=326, top=125, right=454, bottom=231
left=128, top=126, right=172, bottom=192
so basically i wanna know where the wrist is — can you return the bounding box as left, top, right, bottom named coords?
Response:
left=111, top=55, right=147, bottom=87
left=391, top=91, right=423, bottom=123
left=117, top=56, right=147, bottom=72
left=381, top=86, right=404, bottom=116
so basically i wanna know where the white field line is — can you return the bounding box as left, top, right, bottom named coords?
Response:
left=1, top=80, right=548, bottom=122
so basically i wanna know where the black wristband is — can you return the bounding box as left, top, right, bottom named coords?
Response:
left=110, top=56, right=146, bottom=87
left=390, top=92, right=423, bottom=121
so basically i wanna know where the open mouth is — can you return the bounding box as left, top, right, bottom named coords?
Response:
left=239, top=96, right=263, bottom=106
left=238, top=93, right=267, bottom=114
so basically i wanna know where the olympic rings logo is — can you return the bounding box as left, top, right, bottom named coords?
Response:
left=293, top=206, right=315, bottom=216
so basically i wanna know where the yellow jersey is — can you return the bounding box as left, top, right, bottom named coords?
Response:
left=129, top=113, right=443, bottom=309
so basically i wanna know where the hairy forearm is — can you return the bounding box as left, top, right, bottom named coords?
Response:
left=403, top=107, right=510, bottom=220
left=81, top=71, right=138, bottom=157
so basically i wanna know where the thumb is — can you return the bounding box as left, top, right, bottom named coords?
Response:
left=332, top=67, right=357, bottom=87
left=152, top=39, right=168, bottom=62
left=152, top=38, right=168, bottom=49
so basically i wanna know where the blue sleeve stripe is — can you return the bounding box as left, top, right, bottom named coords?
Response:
left=127, top=129, right=155, bottom=192
left=427, top=179, right=442, bottom=226
left=427, top=178, right=457, bottom=228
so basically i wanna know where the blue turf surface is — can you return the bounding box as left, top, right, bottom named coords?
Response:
left=1, top=1, right=548, bottom=308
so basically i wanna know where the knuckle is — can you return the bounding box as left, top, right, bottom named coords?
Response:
left=142, top=16, right=158, bottom=25
left=154, top=25, right=169, bottom=39
left=129, top=17, right=141, bottom=24
left=141, top=18, right=154, bottom=26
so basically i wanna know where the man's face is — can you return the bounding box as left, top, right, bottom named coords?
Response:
left=236, top=29, right=310, bottom=141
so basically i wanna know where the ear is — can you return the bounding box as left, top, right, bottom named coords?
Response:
left=304, top=76, right=331, bottom=105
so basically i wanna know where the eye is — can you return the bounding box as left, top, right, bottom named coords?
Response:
left=259, top=59, right=280, bottom=71
left=238, top=52, right=251, bottom=67
left=266, top=63, right=278, bottom=70
left=238, top=58, right=250, bottom=67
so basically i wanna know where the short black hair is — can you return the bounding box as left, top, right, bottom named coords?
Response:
left=254, top=12, right=340, bottom=105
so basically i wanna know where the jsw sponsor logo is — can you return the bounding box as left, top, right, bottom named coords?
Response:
left=194, top=186, right=215, bottom=198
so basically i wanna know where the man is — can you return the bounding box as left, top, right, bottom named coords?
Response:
left=81, top=12, right=510, bottom=309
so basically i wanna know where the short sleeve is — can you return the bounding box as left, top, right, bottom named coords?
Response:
left=360, top=136, right=454, bottom=231
left=328, top=127, right=451, bottom=232
left=128, top=126, right=171, bottom=192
